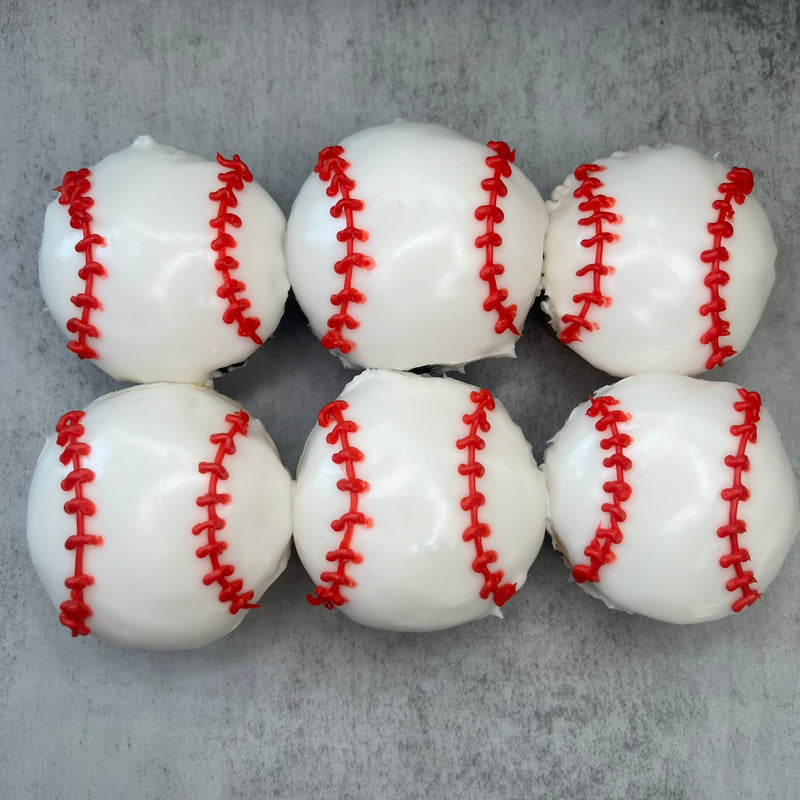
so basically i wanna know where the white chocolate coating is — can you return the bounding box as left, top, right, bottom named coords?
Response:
left=286, top=121, right=548, bottom=370
left=293, top=369, right=547, bottom=631
left=39, top=135, right=289, bottom=384
left=541, top=145, right=776, bottom=377
left=27, top=383, right=293, bottom=650
left=542, top=373, right=799, bottom=623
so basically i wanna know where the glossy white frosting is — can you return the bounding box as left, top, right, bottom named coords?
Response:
left=541, top=144, right=776, bottom=377
left=39, top=135, right=289, bottom=384
left=542, top=373, right=799, bottom=623
left=293, top=369, right=547, bottom=631
left=286, top=121, right=547, bottom=370
left=27, top=383, right=293, bottom=650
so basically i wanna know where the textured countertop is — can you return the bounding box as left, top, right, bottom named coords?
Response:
left=2, top=2, right=799, bottom=798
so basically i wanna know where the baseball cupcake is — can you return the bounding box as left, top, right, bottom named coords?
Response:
left=39, top=136, right=289, bottom=384
left=286, top=121, right=548, bottom=371
left=541, top=144, right=776, bottom=377
left=27, top=383, right=293, bottom=650
left=542, top=373, right=799, bottom=623
left=293, top=369, right=548, bottom=631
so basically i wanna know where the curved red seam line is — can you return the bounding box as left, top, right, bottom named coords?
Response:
left=308, top=400, right=371, bottom=608
left=56, top=410, right=103, bottom=637
left=718, top=388, right=762, bottom=612
left=56, top=168, right=107, bottom=360
left=559, top=163, right=620, bottom=344
left=572, top=395, right=633, bottom=584
left=699, top=166, right=754, bottom=370
left=475, top=140, right=520, bottom=336
left=209, top=154, right=263, bottom=345
left=192, top=410, right=259, bottom=614
left=314, top=145, right=374, bottom=355
left=457, top=389, right=517, bottom=606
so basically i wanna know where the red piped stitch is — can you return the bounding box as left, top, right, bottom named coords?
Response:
left=56, top=168, right=107, bottom=360
left=559, top=164, right=621, bottom=344
left=456, top=389, right=517, bottom=606
left=308, top=400, right=372, bottom=608
left=315, top=146, right=374, bottom=355
left=699, top=167, right=754, bottom=370
left=209, top=154, right=263, bottom=345
left=192, top=410, right=259, bottom=614
left=475, top=141, right=520, bottom=336
left=572, top=396, right=633, bottom=584
left=55, top=410, right=103, bottom=637
left=717, top=388, right=762, bottom=612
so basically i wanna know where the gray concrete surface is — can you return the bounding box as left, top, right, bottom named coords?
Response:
left=2, top=1, right=799, bottom=798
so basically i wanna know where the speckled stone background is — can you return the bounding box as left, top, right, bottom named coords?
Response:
left=2, top=1, right=799, bottom=798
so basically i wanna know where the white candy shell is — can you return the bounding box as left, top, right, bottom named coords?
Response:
left=39, top=136, right=289, bottom=384
left=293, top=369, right=547, bottom=631
left=27, top=383, right=293, bottom=650
left=541, top=145, right=776, bottom=377
left=286, top=121, right=547, bottom=370
left=542, top=373, right=799, bottom=623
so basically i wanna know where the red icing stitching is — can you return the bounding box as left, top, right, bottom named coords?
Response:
left=308, top=400, right=372, bottom=608
left=209, top=154, right=263, bottom=345
left=55, top=410, right=103, bottom=637
left=315, top=146, right=374, bottom=355
left=699, top=166, right=754, bottom=370
left=457, top=389, right=517, bottom=606
left=559, top=164, right=621, bottom=344
left=572, top=395, right=633, bottom=584
left=56, top=168, right=107, bottom=360
left=475, top=141, right=520, bottom=336
left=718, top=388, right=762, bottom=612
left=192, top=410, right=259, bottom=614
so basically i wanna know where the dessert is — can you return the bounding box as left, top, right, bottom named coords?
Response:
left=293, top=369, right=548, bottom=631
left=39, top=135, right=289, bottom=384
left=286, top=121, right=548, bottom=370
left=541, top=144, right=776, bottom=377
left=27, top=382, right=293, bottom=650
left=542, top=372, right=799, bottom=623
